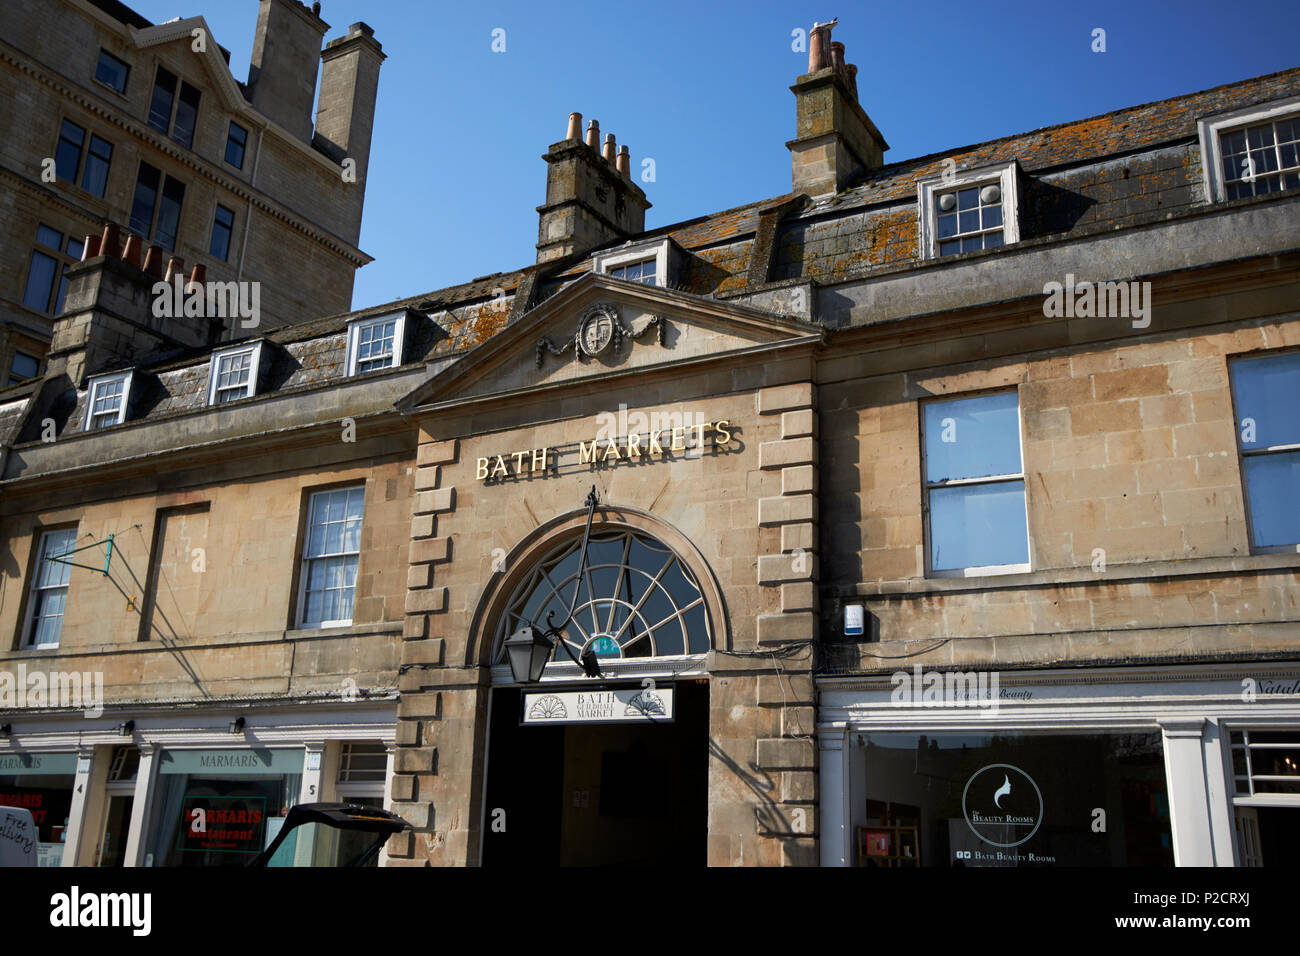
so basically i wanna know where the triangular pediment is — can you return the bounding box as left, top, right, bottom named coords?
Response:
left=398, top=273, right=822, bottom=410
left=133, top=18, right=246, bottom=113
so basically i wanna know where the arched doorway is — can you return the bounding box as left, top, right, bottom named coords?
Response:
left=478, top=515, right=714, bottom=867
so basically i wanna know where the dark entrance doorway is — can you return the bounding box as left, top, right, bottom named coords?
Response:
left=482, top=679, right=708, bottom=866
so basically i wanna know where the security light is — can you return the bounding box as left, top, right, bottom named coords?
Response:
left=117, top=720, right=134, bottom=736
left=229, top=716, right=245, bottom=734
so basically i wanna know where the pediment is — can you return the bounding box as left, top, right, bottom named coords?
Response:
left=398, top=273, right=822, bottom=410
left=132, top=18, right=246, bottom=113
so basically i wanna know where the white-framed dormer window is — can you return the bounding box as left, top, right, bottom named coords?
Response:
left=207, top=342, right=264, bottom=405
left=85, top=370, right=134, bottom=430
left=917, top=161, right=1020, bottom=260
left=345, top=313, right=406, bottom=376
left=593, top=238, right=679, bottom=288
left=297, top=485, right=365, bottom=628
left=1198, top=97, right=1300, bottom=202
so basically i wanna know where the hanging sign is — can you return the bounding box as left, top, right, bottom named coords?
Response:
left=521, top=682, right=674, bottom=725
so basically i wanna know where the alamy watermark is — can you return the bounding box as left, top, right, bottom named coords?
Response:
left=152, top=275, right=260, bottom=329
left=1042, top=274, right=1151, bottom=329
left=0, top=665, right=103, bottom=718
left=891, top=665, right=1001, bottom=711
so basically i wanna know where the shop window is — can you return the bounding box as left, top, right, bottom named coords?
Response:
left=1199, top=98, right=1300, bottom=201
left=854, top=731, right=1173, bottom=867
left=0, top=752, right=77, bottom=865
left=94, top=49, right=129, bottom=94
left=345, top=313, right=405, bottom=375
left=1229, top=350, right=1300, bottom=551
left=22, top=527, right=77, bottom=648
left=297, top=486, right=365, bottom=628
left=494, top=529, right=711, bottom=664
left=207, top=342, right=262, bottom=405
left=145, top=747, right=303, bottom=866
left=922, top=390, right=1029, bottom=575
left=85, top=370, right=134, bottom=429
left=916, top=161, right=1020, bottom=259
left=22, top=226, right=83, bottom=316
left=8, top=351, right=40, bottom=385
left=129, top=162, right=185, bottom=251
left=1229, top=729, right=1300, bottom=797
left=224, top=121, right=247, bottom=169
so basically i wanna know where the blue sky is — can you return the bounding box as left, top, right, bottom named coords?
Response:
left=127, top=0, right=1299, bottom=312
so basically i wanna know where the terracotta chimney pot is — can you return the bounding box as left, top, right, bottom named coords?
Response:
left=122, top=233, right=143, bottom=269
left=143, top=245, right=165, bottom=278
left=566, top=112, right=582, bottom=142
left=808, top=20, right=834, bottom=72
left=585, top=119, right=600, bottom=151
left=100, top=223, right=121, bottom=259
left=188, top=263, right=206, bottom=293
left=83, top=235, right=101, bottom=259
left=602, top=133, right=616, bottom=164
left=616, top=145, right=630, bottom=178
left=830, top=41, right=846, bottom=75
left=845, top=63, right=859, bottom=99
left=165, top=257, right=186, bottom=284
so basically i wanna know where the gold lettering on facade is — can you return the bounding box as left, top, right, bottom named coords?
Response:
left=579, top=440, right=599, bottom=464
left=602, top=437, right=622, bottom=461
left=532, top=448, right=548, bottom=471
left=476, top=457, right=489, bottom=480
left=491, top=456, right=508, bottom=477
left=714, top=420, right=732, bottom=444
left=648, top=430, right=663, bottom=455
left=670, top=426, right=685, bottom=451
left=627, top=432, right=642, bottom=457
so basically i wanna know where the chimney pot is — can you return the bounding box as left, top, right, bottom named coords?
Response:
left=566, top=112, right=583, bottom=142
left=616, top=145, right=630, bottom=178
left=585, top=119, right=600, bottom=151
left=83, top=235, right=101, bottom=259
left=100, top=223, right=121, bottom=259
left=602, top=133, right=616, bottom=164
left=143, top=245, right=165, bottom=278
left=165, top=257, right=186, bottom=284
left=846, top=63, right=859, bottom=100
left=188, top=263, right=206, bottom=292
left=830, top=41, right=846, bottom=74
left=808, top=19, right=835, bottom=72
left=122, top=233, right=143, bottom=269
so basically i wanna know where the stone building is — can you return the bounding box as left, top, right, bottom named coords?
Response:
left=0, top=0, right=384, bottom=384
left=0, top=18, right=1296, bottom=867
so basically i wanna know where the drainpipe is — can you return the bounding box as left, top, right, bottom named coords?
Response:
left=236, top=122, right=265, bottom=286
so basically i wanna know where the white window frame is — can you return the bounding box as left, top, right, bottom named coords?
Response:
left=22, top=526, right=78, bottom=648
left=593, top=238, right=676, bottom=288
left=920, top=388, right=1032, bottom=578
left=345, top=313, right=406, bottom=376
left=296, top=485, right=365, bottom=629
left=916, top=161, right=1020, bottom=261
left=207, top=342, right=264, bottom=405
left=84, top=370, right=134, bottom=430
left=1198, top=96, right=1300, bottom=203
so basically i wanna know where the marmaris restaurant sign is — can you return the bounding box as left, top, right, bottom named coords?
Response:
left=475, top=419, right=735, bottom=481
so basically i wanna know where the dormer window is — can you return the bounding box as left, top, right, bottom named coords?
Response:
left=85, top=371, right=134, bottom=430
left=594, top=238, right=679, bottom=288
left=345, top=312, right=407, bottom=376
left=917, top=161, right=1020, bottom=260
left=208, top=342, right=264, bottom=405
left=1199, top=97, right=1300, bottom=202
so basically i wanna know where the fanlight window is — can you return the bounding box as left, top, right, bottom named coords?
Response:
left=495, top=530, right=710, bottom=663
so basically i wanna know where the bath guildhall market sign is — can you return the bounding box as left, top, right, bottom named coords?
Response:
left=476, top=420, right=735, bottom=481
left=521, top=682, right=674, bottom=725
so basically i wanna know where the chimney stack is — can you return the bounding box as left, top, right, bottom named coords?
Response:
left=787, top=20, right=888, bottom=197
left=314, top=20, right=386, bottom=230
left=536, top=112, right=651, bottom=264
left=248, top=0, right=330, bottom=143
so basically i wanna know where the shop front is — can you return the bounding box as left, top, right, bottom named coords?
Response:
left=818, top=662, right=1300, bottom=867
left=0, top=751, right=77, bottom=865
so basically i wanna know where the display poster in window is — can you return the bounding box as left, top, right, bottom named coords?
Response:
left=177, top=795, right=266, bottom=855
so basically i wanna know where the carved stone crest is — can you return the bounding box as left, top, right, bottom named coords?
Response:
left=535, top=303, right=664, bottom=368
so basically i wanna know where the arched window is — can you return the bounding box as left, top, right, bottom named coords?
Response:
left=494, top=529, right=711, bottom=663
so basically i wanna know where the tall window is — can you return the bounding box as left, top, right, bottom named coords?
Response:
left=494, top=529, right=711, bottom=663
left=55, top=120, right=85, bottom=182
left=23, top=226, right=83, bottom=315
left=25, top=527, right=77, bottom=647
left=85, top=371, right=133, bottom=430
left=95, top=49, right=129, bottom=93
left=54, top=121, right=112, bottom=197
left=922, top=390, right=1029, bottom=575
left=224, top=122, right=248, bottom=169
left=130, top=163, right=185, bottom=250
left=345, top=314, right=405, bottom=375
left=8, top=352, right=40, bottom=385
left=209, top=204, right=234, bottom=260
left=147, top=67, right=200, bottom=149
left=1230, top=350, right=1300, bottom=551
left=299, top=486, right=365, bottom=628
